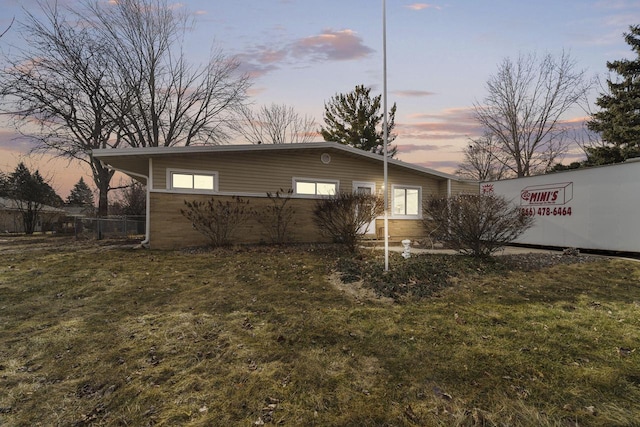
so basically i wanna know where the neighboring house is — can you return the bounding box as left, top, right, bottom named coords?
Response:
left=0, top=197, right=67, bottom=234
left=93, top=142, right=478, bottom=249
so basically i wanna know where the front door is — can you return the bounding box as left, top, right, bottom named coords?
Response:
left=353, top=181, right=377, bottom=236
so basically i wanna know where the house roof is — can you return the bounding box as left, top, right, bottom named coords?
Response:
left=92, top=141, right=474, bottom=183
left=0, top=197, right=67, bottom=214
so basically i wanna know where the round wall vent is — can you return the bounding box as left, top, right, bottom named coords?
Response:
left=321, top=153, right=331, bottom=164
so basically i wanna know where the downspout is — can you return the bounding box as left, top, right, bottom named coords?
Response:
left=140, top=158, right=152, bottom=247
left=447, top=178, right=452, bottom=197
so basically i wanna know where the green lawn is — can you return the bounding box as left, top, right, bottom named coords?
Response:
left=1, top=236, right=639, bottom=426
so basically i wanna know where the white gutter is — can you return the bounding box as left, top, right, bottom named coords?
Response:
left=141, top=158, right=152, bottom=247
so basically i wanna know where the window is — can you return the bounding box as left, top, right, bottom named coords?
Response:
left=169, top=170, right=217, bottom=191
left=294, top=179, right=338, bottom=196
left=393, top=186, right=421, bottom=217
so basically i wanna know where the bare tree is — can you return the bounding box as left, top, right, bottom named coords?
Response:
left=110, top=178, right=146, bottom=217
left=0, top=2, right=122, bottom=216
left=86, top=0, right=250, bottom=147
left=456, top=133, right=509, bottom=181
left=235, top=103, right=317, bottom=144
left=473, top=51, right=592, bottom=177
left=0, top=0, right=250, bottom=216
left=0, top=17, right=14, bottom=38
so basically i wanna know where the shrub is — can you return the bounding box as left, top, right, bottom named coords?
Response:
left=337, top=252, right=506, bottom=300
left=423, top=194, right=534, bottom=257
left=181, top=196, right=254, bottom=247
left=254, top=188, right=295, bottom=244
left=313, top=192, right=384, bottom=252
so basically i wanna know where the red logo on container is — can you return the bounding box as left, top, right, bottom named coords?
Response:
left=520, top=182, right=573, bottom=206
left=481, top=184, right=494, bottom=194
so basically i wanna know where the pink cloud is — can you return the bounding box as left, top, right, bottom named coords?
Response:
left=393, top=90, right=436, bottom=97
left=416, top=159, right=462, bottom=170
left=396, top=143, right=453, bottom=153
left=0, top=129, right=37, bottom=155
left=398, top=107, right=483, bottom=141
left=258, top=48, right=288, bottom=64
left=236, top=28, right=374, bottom=81
left=235, top=54, right=280, bottom=79
left=292, top=29, right=374, bottom=61
left=405, top=3, right=442, bottom=11
left=408, top=106, right=476, bottom=122
left=246, top=86, right=268, bottom=97
left=168, top=3, right=186, bottom=11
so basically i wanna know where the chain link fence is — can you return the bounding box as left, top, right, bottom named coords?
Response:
left=69, top=216, right=146, bottom=240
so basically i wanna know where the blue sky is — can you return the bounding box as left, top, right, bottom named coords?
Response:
left=1, top=0, right=639, bottom=197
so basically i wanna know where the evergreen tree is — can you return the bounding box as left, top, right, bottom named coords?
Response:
left=6, top=163, right=62, bottom=234
left=67, top=177, right=95, bottom=208
left=0, top=171, right=8, bottom=197
left=587, top=25, right=640, bottom=164
left=320, top=85, right=397, bottom=157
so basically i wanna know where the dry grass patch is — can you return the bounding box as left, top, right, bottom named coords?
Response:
left=0, top=236, right=639, bottom=426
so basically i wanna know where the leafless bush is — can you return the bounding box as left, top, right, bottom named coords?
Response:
left=423, top=194, right=534, bottom=257
left=181, top=197, right=254, bottom=247
left=254, top=189, right=296, bottom=244
left=313, top=192, right=384, bottom=252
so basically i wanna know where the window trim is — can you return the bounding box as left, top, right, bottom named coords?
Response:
left=391, top=185, right=422, bottom=218
left=292, top=177, right=339, bottom=197
left=352, top=181, right=376, bottom=195
left=167, top=168, right=219, bottom=193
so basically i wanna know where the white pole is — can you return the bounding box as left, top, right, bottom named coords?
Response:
left=382, top=0, right=389, bottom=271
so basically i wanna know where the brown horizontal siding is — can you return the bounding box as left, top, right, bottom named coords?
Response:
left=451, top=180, right=479, bottom=195
left=437, top=180, right=449, bottom=197
left=151, top=148, right=445, bottom=198
left=433, top=179, right=479, bottom=197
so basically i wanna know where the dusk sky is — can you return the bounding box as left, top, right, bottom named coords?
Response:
left=1, top=0, right=639, bottom=199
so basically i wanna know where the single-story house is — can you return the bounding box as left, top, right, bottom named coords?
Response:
left=93, top=142, right=478, bottom=249
left=0, top=197, right=67, bottom=234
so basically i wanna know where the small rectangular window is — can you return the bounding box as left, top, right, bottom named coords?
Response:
left=296, top=181, right=317, bottom=195
left=294, top=179, right=338, bottom=196
left=172, top=173, right=194, bottom=189
left=317, top=182, right=337, bottom=195
left=169, top=170, right=217, bottom=191
left=193, top=175, right=214, bottom=190
left=393, top=186, right=421, bottom=217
